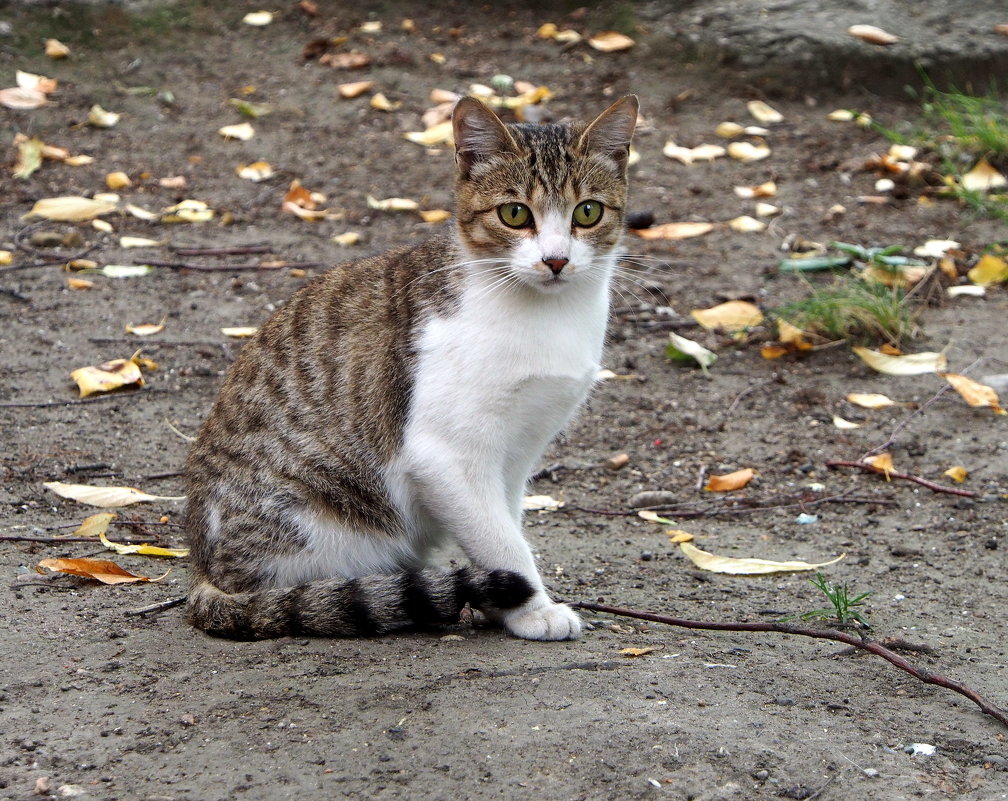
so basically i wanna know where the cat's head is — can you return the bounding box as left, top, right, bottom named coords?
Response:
left=452, top=95, right=638, bottom=295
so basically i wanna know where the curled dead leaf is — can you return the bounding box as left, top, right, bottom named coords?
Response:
left=88, top=105, right=120, bottom=128
left=941, top=372, right=1006, bottom=414
left=338, top=80, right=374, bottom=99
left=36, top=557, right=168, bottom=585
left=0, top=86, right=48, bottom=109
left=863, top=452, right=895, bottom=477
left=944, top=466, right=968, bottom=483
left=45, top=38, right=71, bottom=58
left=852, top=346, right=946, bottom=375
left=847, top=24, right=899, bottom=45
left=23, top=196, right=117, bottom=222
left=746, top=100, right=783, bottom=123
left=704, top=468, right=755, bottom=492
left=367, top=195, right=420, bottom=212
left=588, top=31, right=635, bottom=52
left=70, top=357, right=145, bottom=397
left=727, top=141, right=771, bottom=162
left=679, top=542, right=844, bottom=575
left=43, top=481, right=185, bottom=508
left=846, top=392, right=896, bottom=409
left=236, top=161, right=275, bottom=181
left=633, top=221, right=714, bottom=240
left=219, top=122, right=255, bottom=141
left=619, top=647, right=656, bottom=657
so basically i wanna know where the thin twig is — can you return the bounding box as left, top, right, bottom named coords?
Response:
left=0, top=387, right=163, bottom=408
left=124, top=596, right=186, bottom=617
left=87, top=336, right=227, bottom=347
left=141, top=260, right=325, bottom=272
left=569, top=600, right=1008, bottom=729
left=825, top=460, right=978, bottom=498
left=0, top=286, right=30, bottom=302
left=0, top=535, right=106, bottom=544
left=172, top=244, right=272, bottom=256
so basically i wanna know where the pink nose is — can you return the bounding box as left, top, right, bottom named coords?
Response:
left=543, top=257, right=569, bottom=275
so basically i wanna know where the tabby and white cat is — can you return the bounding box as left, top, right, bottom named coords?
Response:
left=185, top=95, right=639, bottom=640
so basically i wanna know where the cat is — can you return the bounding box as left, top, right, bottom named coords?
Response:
left=185, top=94, right=639, bottom=641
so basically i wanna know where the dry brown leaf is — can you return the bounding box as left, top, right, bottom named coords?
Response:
left=941, top=373, right=1006, bottom=414
left=23, top=196, right=117, bottom=222
left=691, top=300, right=764, bottom=332
left=16, top=70, right=58, bottom=94
left=337, top=80, right=374, bottom=98
left=236, top=161, right=275, bottom=182
left=44, top=38, right=71, bottom=58
left=619, top=647, right=656, bottom=657
left=746, top=100, right=783, bottom=123
left=37, top=557, right=166, bottom=584
left=70, top=358, right=144, bottom=397
left=419, top=209, right=451, bottom=223
left=370, top=92, right=400, bottom=111
left=67, top=277, right=94, bottom=290
left=632, top=221, right=714, bottom=240
left=74, top=512, right=117, bottom=538
left=704, top=468, right=756, bottom=492
left=733, top=180, right=777, bottom=199
left=679, top=542, right=844, bottom=575
left=99, top=529, right=189, bottom=558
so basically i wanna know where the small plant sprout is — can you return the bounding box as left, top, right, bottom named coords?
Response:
left=797, top=572, right=872, bottom=630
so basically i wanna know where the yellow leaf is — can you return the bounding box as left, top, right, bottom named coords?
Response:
left=338, top=80, right=374, bottom=99
left=846, top=392, right=896, bottom=409
left=716, top=121, right=745, bottom=138
left=944, top=466, right=968, bottom=483
left=405, top=120, right=454, bottom=146
left=43, top=481, right=185, bottom=508
left=966, top=254, right=1008, bottom=286
left=70, top=358, right=144, bottom=397
left=619, top=647, right=656, bottom=657
left=99, top=530, right=189, bottom=558
left=863, top=452, right=895, bottom=477
left=961, top=158, right=1007, bottom=192
left=847, top=24, right=899, bottom=45
left=746, top=100, right=783, bottom=123
left=588, top=31, right=635, bottom=52
left=16, top=70, right=58, bottom=94
left=67, top=277, right=94, bottom=290
left=691, top=300, right=764, bottom=332
left=760, top=343, right=789, bottom=360
left=36, top=557, right=167, bottom=585
left=419, top=209, right=451, bottom=223
left=633, top=222, right=715, bottom=240
left=667, top=530, right=695, bottom=544
left=754, top=202, right=780, bottom=217
left=126, top=319, right=166, bottom=336
left=941, top=373, right=1006, bottom=414
left=23, top=196, right=117, bottom=222
left=777, top=319, right=812, bottom=349
left=13, top=136, right=43, bottom=179
left=536, top=22, right=559, bottom=39
left=74, top=512, right=117, bottom=538
left=832, top=415, right=861, bottom=429
left=679, top=542, right=844, bottom=575
left=370, top=92, right=400, bottom=111
left=105, top=171, right=131, bottom=190
left=727, top=141, right=771, bottom=162
left=0, top=250, right=12, bottom=266
left=219, top=122, right=255, bottom=141
left=236, top=160, right=274, bottom=181
left=705, top=468, right=755, bottom=492
left=662, top=141, right=725, bottom=164
left=221, top=326, right=258, bottom=338
left=332, top=232, right=361, bottom=247
left=162, top=199, right=214, bottom=223
left=852, top=346, right=947, bottom=375
left=44, top=38, right=71, bottom=58
left=727, top=215, right=766, bottom=233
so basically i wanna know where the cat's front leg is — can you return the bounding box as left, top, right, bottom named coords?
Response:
left=409, top=472, right=580, bottom=640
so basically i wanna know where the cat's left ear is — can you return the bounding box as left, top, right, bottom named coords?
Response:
left=579, top=95, right=639, bottom=173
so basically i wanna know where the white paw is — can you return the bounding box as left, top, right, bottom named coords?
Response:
left=503, top=600, right=582, bottom=641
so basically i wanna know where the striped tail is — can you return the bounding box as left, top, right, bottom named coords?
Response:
left=187, top=566, right=535, bottom=640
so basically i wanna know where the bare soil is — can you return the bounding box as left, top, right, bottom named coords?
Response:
left=2, top=3, right=1007, bottom=800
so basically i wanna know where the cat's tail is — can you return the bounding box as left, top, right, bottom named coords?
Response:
left=187, top=567, right=536, bottom=640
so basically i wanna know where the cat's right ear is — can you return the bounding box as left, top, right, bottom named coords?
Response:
left=452, top=97, right=520, bottom=179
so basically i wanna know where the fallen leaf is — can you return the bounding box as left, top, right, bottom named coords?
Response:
left=832, top=415, right=861, bottom=429
left=419, top=209, right=451, bottom=223
left=944, top=465, right=968, bottom=483
left=666, top=332, right=717, bottom=373
left=67, top=277, right=94, bottom=290
left=13, top=136, right=43, bottom=179
left=74, top=512, right=117, bottom=538
left=125, top=204, right=160, bottom=221
left=941, top=373, right=1006, bottom=414
left=221, top=326, right=258, bottom=338
left=236, top=160, right=275, bottom=181
left=727, top=215, right=766, bottom=233
left=733, top=180, right=777, bottom=199
left=367, top=194, right=420, bottom=212
left=746, top=100, right=783, bottom=123
left=0, top=86, right=48, bottom=109
left=105, top=171, right=131, bottom=190
left=754, top=202, right=780, bottom=217
left=99, top=530, right=189, bottom=558
left=218, top=122, right=255, bottom=141
left=16, top=70, right=58, bottom=94
left=43, top=481, right=185, bottom=508
left=36, top=557, right=166, bottom=585
left=967, top=254, right=1008, bottom=286
left=633, top=221, right=714, bottom=240
left=101, top=265, right=153, bottom=278
left=320, top=51, right=371, bottom=69
left=853, top=346, right=947, bottom=375
left=588, top=31, right=635, bottom=52
left=242, top=10, right=274, bottom=25
left=913, top=239, right=959, bottom=258
left=522, top=494, right=564, bottom=511
left=715, top=121, right=745, bottom=138
left=619, top=647, right=656, bottom=657
left=126, top=319, right=166, bottom=336
left=961, top=158, right=1007, bottom=192
left=637, top=510, right=676, bottom=525
left=158, top=175, right=187, bottom=189
left=846, top=392, right=896, bottom=409
left=370, top=92, right=400, bottom=111
left=947, top=285, right=985, bottom=297
left=23, top=196, right=117, bottom=222
left=338, top=80, right=374, bottom=99
left=44, top=38, right=71, bottom=58
left=332, top=231, right=361, bottom=247
left=162, top=199, right=214, bottom=223
left=87, top=105, right=121, bottom=128
left=863, top=452, right=894, bottom=477
left=70, top=358, right=145, bottom=397
left=704, top=468, right=755, bottom=492
left=662, top=141, right=726, bottom=164
left=679, top=542, right=844, bottom=575
left=405, top=120, right=454, bottom=147
left=847, top=24, right=899, bottom=45
left=119, top=236, right=163, bottom=248
left=727, top=141, right=771, bottom=162
left=667, top=530, right=695, bottom=544
left=227, top=98, right=272, bottom=118
left=691, top=300, right=764, bottom=332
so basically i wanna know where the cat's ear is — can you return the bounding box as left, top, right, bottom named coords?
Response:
left=452, top=97, right=520, bottom=178
left=578, top=95, right=639, bottom=173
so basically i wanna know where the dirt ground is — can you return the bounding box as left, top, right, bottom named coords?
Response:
left=2, top=2, right=1007, bottom=800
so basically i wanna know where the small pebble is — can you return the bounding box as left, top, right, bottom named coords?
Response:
left=640, top=551, right=653, bottom=562
left=628, top=490, right=677, bottom=508
left=626, top=210, right=655, bottom=229
left=863, top=768, right=880, bottom=778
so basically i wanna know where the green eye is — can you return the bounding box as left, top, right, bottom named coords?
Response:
left=497, top=203, right=532, bottom=228
left=572, top=200, right=603, bottom=227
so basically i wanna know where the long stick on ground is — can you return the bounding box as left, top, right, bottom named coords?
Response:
left=569, top=600, right=1008, bottom=729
